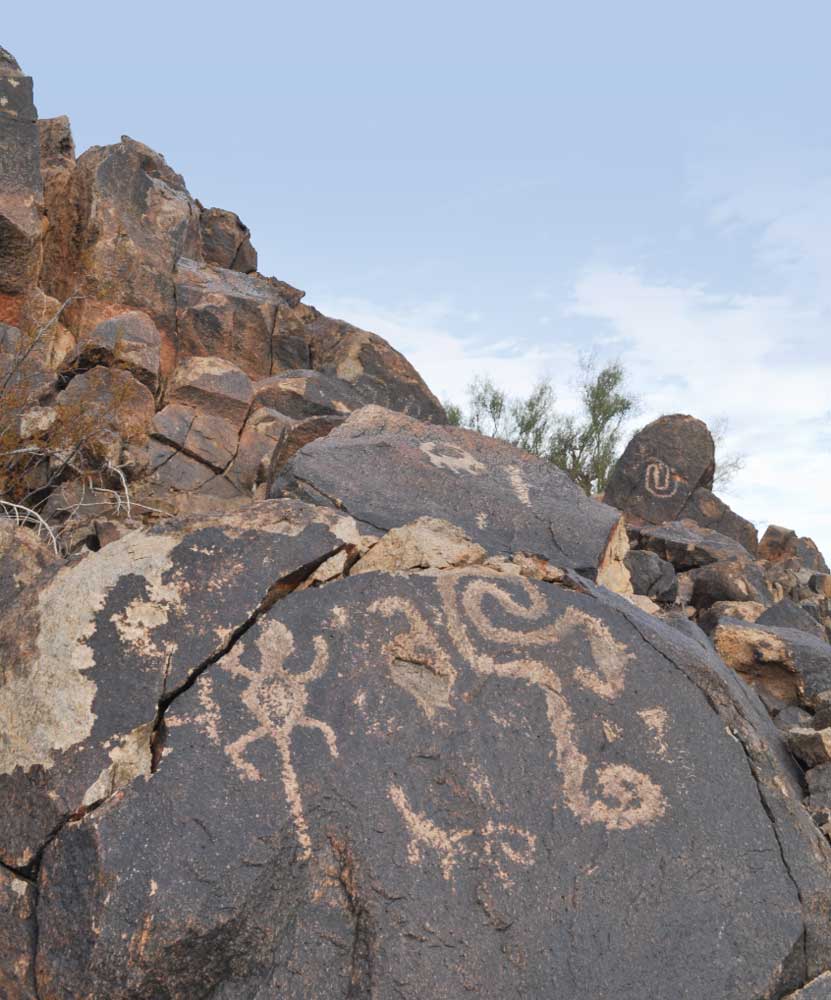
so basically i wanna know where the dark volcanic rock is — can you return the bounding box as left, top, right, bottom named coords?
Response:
left=678, top=486, right=759, bottom=555
left=0, top=501, right=363, bottom=868
left=0, top=48, right=43, bottom=310
left=758, top=599, right=827, bottom=641
left=173, top=258, right=299, bottom=378
left=691, top=559, right=772, bottom=610
left=760, top=525, right=830, bottom=575
left=637, top=519, right=753, bottom=571
left=624, top=548, right=677, bottom=603
left=784, top=972, right=831, bottom=998
left=34, top=567, right=831, bottom=999
left=0, top=865, right=37, bottom=999
left=271, top=405, right=632, bottom=590
left=604, top=414, right=715, bottom=524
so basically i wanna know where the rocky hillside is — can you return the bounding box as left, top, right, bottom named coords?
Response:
left=2, top=47, right=831, bottom=999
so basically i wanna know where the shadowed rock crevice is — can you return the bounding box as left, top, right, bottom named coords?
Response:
left=150, top=541, right=352, bottom=771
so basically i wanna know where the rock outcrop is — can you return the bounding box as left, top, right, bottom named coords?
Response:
left=2, top=45, right=831, bottom=1000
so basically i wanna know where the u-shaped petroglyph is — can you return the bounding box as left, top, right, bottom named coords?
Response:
left=436, top=573, right=667, bottom=831
left=644, top=458, right=679, bottom=498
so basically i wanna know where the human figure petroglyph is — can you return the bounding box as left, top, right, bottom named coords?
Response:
left=419, top=441, right=486, bottom=476
left=204, top=620, right=338, bottom=860
left=436, top=572, right=667, bottom=830
left=644, top=458, right=679, bottom=499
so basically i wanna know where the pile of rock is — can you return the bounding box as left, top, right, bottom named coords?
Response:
left=0, top=48, right=443, bottom=552
left=3, top=46, right=831, bottom=1000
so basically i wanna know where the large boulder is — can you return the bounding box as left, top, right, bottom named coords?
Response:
left=604, top=414, right=715, bottom=524
left=39, top=136, right=202, bottom=359
left=29, top=554, right=831, bottom=998
left=677, top=486, right=759, bottom=555
left=635, top=519, right=754, bottom=571
left=0, top=48, right=43, bottom=318
left=68, top=310, right=161, bottom=391
left=173, top=258, right=301, bottom=378
left=713, top=618, right=831, bottom=708
left=198, top=204, right=257, bottom=273
left=271, top=405, right=632, bottom=591
left=758, top=599, right=827, bottom=642
left=0, top=501, right=364, bottom=869
left=761, top=525, right=830, bottom=575
left=252, top=369, right=366, bottom=420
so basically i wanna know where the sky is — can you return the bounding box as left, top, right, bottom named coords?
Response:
left=6, top=1, right=831, bottom=557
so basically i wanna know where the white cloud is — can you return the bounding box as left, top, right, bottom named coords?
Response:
left=313, top=295, right=577, bottom=404
left=567, top=267, right=831, bottom=558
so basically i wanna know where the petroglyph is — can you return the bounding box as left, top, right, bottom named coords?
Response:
left=389, top=785, right=536, bottom=886
left=368, top=596, right=457, bottom=716
left=217, top=620, right=338, bottom=860
left=419, top=441, right=486, bottom=476
left=507, top=465, right=531, bottom=506
left=0, top=530, right=181, bottom=775
left=639, top=706, right=670, bottom=756
left=389, top=784, right=472, bottom=880
left=644, top=459, right=679, bottom=499
left=482, top=820, right=537, bottom=886
left=437, top=572, right=667, bottom=830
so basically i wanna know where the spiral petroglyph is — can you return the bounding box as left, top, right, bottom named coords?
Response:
left=436, top=572, right=668, bottom=830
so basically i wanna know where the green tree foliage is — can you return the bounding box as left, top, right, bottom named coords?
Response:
left=447, top=358, right=636, bottom=495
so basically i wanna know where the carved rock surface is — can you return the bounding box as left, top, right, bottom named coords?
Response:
left=30, top=563, right=831, bottom=999
left=0, top=501, right=362, bottom=869
left=271, top=405, right=630, bottom=588
left=604, top=414, right=715, bottom=524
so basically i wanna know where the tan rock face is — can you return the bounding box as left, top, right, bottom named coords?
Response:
left=53, top=366, right=155, bottom=467
left=166, top=356, right=253, bottom=429
left=70, top=310, right=161, bottom=390
left=199, top=205, right=257, bottom=273
left=40, top=136, right=202, bottom=349
left=0, top=49, right=43, bottom=312
left=352, top=517, right=487, bottom=574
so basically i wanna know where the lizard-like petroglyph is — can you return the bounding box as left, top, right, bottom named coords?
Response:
left=419, top=440, right=486, bottom=475
left=437, top=572, right=667, bottom=830
left=644, top=458, right=679, bottom=499
left=210, top=620, right=338, bottom=860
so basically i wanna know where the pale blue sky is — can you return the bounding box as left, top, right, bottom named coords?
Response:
left=7, top=1, right=831, bottom=555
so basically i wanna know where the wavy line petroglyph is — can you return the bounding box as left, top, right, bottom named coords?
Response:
left=368, top=596, right=457, bottom=717
left=507, top=465, right=531, bottom=506
left=644, top=459, right=679, bottom=498
left=419, top=441, right=486, bottom=475
left=437, top=572, right=667, bottom=830
left=217, top=620, right=338, bottom=860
